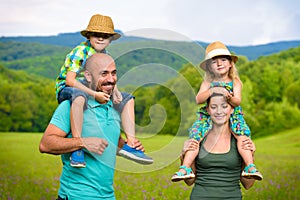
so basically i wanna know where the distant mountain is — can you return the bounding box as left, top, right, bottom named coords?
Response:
left=1, top=31, right=300, bottom=60
left=0, top=30, right=153, bottom=48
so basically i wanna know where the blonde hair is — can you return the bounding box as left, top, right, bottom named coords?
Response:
left=204, top=56, right=239, bottom=82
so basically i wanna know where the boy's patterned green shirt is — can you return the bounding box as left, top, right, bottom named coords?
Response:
left=55, top=40, right=96, bottom=98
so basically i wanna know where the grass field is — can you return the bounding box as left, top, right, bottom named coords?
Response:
left=0, top=128, right=299, bottom=200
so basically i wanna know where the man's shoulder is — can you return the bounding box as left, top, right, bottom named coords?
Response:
left=55, top=101, right=71, bottom=114
left=50, top=101, right=71, bottom=134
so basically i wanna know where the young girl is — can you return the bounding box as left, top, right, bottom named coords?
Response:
left=171, top=41, right=263, bottom=181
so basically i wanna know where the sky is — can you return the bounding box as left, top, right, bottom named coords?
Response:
left=1, top=0, right=300, bottom=46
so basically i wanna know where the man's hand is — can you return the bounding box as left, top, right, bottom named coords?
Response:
left=126, top=136, right=145, bottom=152
left=82, top=138, right=108, bottom=155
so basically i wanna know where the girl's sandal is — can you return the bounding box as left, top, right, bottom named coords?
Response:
left=171, top=165, right=195, bottom=182
left=242, top=163, right=263, bottom=181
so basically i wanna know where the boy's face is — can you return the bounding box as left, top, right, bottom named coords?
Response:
left=89, top=33, right=113, bottom=52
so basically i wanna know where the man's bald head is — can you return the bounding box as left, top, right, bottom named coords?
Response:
left=84, top=53, right=117, bottom=95
left=85, top=53, right=115, bottom=73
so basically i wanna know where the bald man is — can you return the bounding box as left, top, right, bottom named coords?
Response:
left=40, top=53, right=122, bottom=200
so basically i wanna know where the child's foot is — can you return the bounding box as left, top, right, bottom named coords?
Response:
left=242, top=163, right=263, bottom=180
left=171, top=165, right=195, bottom=182
left=117, top=143, right=153, bottom=165
left=70, top=149, right=86, bottom=168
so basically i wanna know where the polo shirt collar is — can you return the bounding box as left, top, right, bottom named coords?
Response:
left=87, top=97, right=113, bottom=108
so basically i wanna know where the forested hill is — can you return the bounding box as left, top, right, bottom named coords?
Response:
left=1, top=31, right=300, bottom=60
left=0, top=40, right=202, bottom=80
left=1, top=43, right=300, bottom=137
left=0, top=64, right=56, bottom=132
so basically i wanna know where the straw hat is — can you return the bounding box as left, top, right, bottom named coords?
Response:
left=200, top=41, right=238, bottom=70
left=80, top=14, right=121, bottom=41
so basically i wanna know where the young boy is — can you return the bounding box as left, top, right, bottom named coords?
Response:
left=55, top=14, right=153, bottom=167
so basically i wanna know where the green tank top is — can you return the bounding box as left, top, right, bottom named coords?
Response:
left=190, top=135, right=243, bottom=200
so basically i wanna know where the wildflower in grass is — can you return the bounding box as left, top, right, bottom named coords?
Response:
left=277, top=184, right=281, bottom=189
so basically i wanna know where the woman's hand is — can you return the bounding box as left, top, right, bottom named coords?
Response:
left=241, top=137, right=256, bottom=154
left=180, top=139, right=199, bottom=160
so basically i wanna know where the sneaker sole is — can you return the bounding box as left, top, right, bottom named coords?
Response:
left=241, top=171, right=263, bottom=181
left=70, top=158, right=86, bottom=168
left=70, top=163, right=86, bottom=168
left=118, top=150, right=153, bottom=165
left=171, top=174, right=195, bottom=182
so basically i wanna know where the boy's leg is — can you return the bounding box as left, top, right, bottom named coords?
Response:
left=70, top=96, right=85, bottom=138
left=121, top=98, right=137, bottom=147
left=115, top=93, right=153, bottom=164
left=237, top=135, right=263, bottom=180
left=70, top=96, right=86, bottom=168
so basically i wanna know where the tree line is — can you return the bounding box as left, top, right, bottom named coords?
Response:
left=0, top=43, right=300, bottom=138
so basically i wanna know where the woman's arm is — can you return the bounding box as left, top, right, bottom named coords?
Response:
left=240, top=175, right=256, bottom=189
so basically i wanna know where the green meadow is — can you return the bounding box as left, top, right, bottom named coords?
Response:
left=1, top=128, right=299, bottom=200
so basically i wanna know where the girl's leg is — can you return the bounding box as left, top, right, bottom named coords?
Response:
left=181, top=149, right=199, bottom=171
left=171, top=149, right=198, bottom=181
left=236, top=135, right=254, bottom=166
left=236, top=135, right=263, bottom=180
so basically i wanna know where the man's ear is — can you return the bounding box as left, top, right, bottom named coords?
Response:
left=84, top=70, right=91, bottom=82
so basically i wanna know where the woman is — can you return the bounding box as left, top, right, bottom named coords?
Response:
left=182, top=92, right=257, bottom=199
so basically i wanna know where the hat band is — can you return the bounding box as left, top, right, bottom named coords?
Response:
left=205, top=48, right=231, bottom=59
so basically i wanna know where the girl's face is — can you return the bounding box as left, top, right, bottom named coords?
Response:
left=207, top=95, right=233, bottom=125
left=89, top=33, right=113, bottom=52
left=209, top=56, right=232, bottom=77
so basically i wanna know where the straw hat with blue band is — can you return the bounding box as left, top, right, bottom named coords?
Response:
left=80, top=14, right=121, bottom=41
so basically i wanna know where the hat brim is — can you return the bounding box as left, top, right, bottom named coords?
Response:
left=80, top=30, right=121, bottom=41
left=200, top=55, right=238, bottom=70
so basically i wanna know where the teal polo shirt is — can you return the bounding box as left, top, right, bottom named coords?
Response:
left=50, top=98, right=121, bottom=200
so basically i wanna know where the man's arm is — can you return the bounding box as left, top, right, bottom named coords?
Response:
left=39, top=124, right=108, bottom=155
left=39, top=124, right=84, bottom=155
